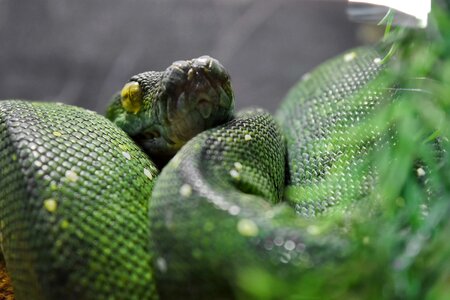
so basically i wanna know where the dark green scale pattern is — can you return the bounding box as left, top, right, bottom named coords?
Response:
left=0, top=47, right=425, bottom=299
left=150, top=110, right=348, bottom=299
left=105, top=71, right=164, bottom=136
left=130, top=71, right=163, bottom=112
left=0, top=101, right=158, bottom=299
left=276, top=47, right=391, bottom=216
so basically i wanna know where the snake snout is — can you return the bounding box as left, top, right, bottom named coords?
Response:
left=157, top=55, right=235, bottom=146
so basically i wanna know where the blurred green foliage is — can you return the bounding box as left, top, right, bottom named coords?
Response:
left=236, top=2, right=450, bottom=299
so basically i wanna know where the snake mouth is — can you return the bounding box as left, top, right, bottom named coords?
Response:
left=154, top=55, right=235, bottom=154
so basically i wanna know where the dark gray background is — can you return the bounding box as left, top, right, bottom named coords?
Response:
left=0, top=0, right=375, bottom=113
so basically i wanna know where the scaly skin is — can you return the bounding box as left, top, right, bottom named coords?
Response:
left=0, top=101, right=158, bottom=299
left=0, top=47, right=438, bottom=299
left=149, top=47, right=388, bottom=298
left=0, top=56, right=234, bottom=299
left=278, top=47, right=387, bottom=215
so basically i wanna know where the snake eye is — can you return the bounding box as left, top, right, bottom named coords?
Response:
left=121, top=81, right=143, bottom=114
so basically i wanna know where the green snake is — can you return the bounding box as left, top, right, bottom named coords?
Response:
left=0, top=42, right=444, bottom=299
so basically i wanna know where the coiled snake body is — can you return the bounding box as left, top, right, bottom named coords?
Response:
left=1, top=47, right=392, bottom=299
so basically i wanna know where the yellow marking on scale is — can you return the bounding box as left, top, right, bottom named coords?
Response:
left=44, top=199, right=58, bottom=213
left=363, top=236, right=370, bottom=245
left=237, top=219, right=259, bottom=237
left=60, top=220, right=70, bottom=229
left=50, top=182, right=58, bottom=191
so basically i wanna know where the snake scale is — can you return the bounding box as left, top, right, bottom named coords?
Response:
left=0, top=37, right=445, bottom=299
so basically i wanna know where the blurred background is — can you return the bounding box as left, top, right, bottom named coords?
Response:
left=0, top=0, right=379, bottom=113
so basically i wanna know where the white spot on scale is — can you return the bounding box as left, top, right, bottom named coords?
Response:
left=244, top=134, right=252, bottom=141
left=234, top=162, right=243, bottom=171
left=228, top=205, right=241, bottom=216
left=179, top=184, right=192, bottom=197
left=344, top=52, right=357, bottom=62
left=122, top=151, right=131, bottom=160
left=144, top=168, right=153, bottom=180
left=416, top=167, right=426, bottom=177
left=373, top=57, right=382, bottom=64
left=284, top=240, right=296, bottom=251
left=274, top=236, right=284, bottom=246
left=301, top=73, right=311, bottom=81
left=229, top=169, right=240, bottom=179
left=156, top=257, right=167, bottom=273
left=65, top=170, right=79, bottom=182
left=420, top=204, right=428, bottom=211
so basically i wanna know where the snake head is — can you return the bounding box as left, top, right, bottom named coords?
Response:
left=106, top=56, right=234, bottom=165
